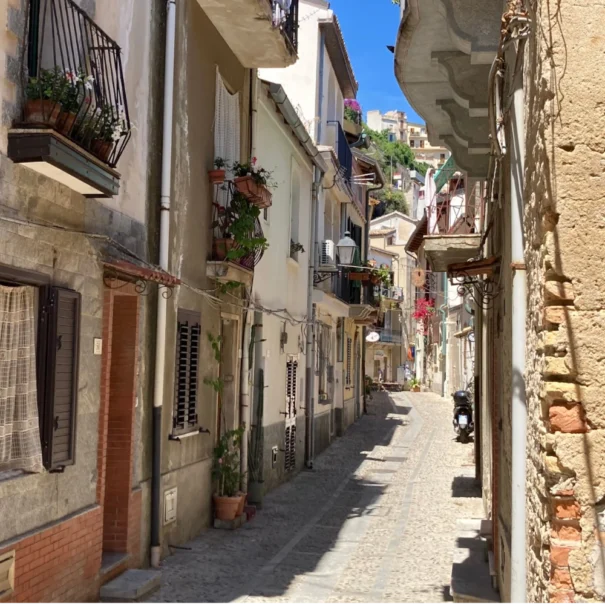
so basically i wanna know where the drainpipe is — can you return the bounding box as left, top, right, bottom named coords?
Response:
left=509, top=41, right=527, bottom=604
left=240, top=73, right=259, bottom=491
left=240, top=309, right=251, bottom=492
left=305, top=170, right=321, bottom=468
left=316, top=30, right=326, bottom=144
left=439, top=273, right=448, bottom=397
left=151, top=0, right=176, bottom=569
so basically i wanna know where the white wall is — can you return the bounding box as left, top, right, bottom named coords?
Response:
left=253, top=93, right=315, bottom=427
left=259, top=0, right=327, bottom=142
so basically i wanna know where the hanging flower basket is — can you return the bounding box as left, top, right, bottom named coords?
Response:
left=234, top=176, right=273, bottom=209
left=348, top=272, right=369, bottom=281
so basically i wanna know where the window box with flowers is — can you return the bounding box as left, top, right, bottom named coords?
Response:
left=232, top=158, right=276, bottom=209
left=343, top=99, right=363, bottom=136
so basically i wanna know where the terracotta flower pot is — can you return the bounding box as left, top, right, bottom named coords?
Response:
left=213, top=238, right=234, bottom=261
left=57, top=111, right=77, bottom=136
left=413, top=385, right=421, bottom=392
left=208, top=169, right=226, bottom=184
left=234, top=176, right=273, bottom=209
left=213, top=494, right=241, bottom=521
left=24, top=99, right=60, bottom=126
left=92, top=139, right=113, bottom=162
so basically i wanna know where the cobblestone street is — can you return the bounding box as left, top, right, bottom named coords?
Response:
left=151, top=392, right=484, bottom=603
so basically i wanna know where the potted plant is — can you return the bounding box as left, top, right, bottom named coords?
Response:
left=409, top=378, right=421, bottom=393
left=212, top=426, right=245, bottom=521
left=290, top=240, right=305, bottom=257
left=56, top=68, right=94, bottom=135
left=209, top=157, right=228, bottom=184
left=232, top=158, right=276, bottom=208
left=80, top=104, right=126, bottom=162
left=24, top=67, right=66, bottom=126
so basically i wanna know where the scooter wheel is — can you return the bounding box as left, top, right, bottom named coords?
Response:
left=459, top=431, right=469, bottom=444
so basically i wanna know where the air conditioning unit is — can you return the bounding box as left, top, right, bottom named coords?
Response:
left=319, top=240, right=337, bottom=272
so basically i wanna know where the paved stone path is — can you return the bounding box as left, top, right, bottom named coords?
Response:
left=150, top=392, right=484, bottom=603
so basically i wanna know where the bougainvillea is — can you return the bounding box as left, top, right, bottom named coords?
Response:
left=412, top=298, right=436, bottom=336
left=344, top=99, right=362, bottom=124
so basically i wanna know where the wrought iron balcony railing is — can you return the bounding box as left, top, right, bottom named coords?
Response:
left=327, top=120, right=353, bottom=184
left=211, top=181, right=266, bottom=272
left=22, top=0, right=131, bottom=168
left=272, top=0, right=299, bottom=53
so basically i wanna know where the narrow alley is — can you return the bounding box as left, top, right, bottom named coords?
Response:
left=151, top=392, right=483, bottom=603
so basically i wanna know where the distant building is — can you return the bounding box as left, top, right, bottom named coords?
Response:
left=366, top=110, right=450, bottom=169
left=367, top=109, right=407, bottom=142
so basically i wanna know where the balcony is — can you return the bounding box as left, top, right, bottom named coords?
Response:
left=207, top=181, right=267, bottom=287
left=395, top=0, right=502, bottom=177
left=375, top=329, right=402, bottom=345
left=196, top=0, right=299, bottom=68
left=326, top=121, right=353, bottom=184
left=8, top=0, right=131, bottom=197
left=423, top=169, right=485, bottom=272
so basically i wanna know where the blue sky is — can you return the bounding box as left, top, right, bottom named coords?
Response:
left=328, top=0, right=424, bottom=124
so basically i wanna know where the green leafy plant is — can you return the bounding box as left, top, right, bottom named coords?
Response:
left=212, top=426, right=245, bottom=497
left=26, top=67, right=67, bottom=102
left=216, top=280, right=242, bottom=295
left=207, top=332, right=222, bottom=363
left=374, top=265, right=392, bottom=287
left=290, top=240, right=305, bottom=256
left=409, top=378, right=420, bottom=388
left=79, top=103, right=127, bottom=142
left=214, top=157, right=227, bottom=169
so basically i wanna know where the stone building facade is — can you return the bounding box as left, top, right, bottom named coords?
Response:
left=396, top=0, right=605, bottom=601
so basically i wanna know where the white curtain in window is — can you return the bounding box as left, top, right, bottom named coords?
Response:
left=214, top=68, right=240, bottom=177
left=0, top=286, right=43, bottom=473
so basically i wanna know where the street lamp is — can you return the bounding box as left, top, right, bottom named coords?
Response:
left=336, top=231, right=357, bottom=265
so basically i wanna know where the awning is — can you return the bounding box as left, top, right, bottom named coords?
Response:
left=433, top=155, right=457, bottom=193
left=405, top=214, right=428, bottom=254
left=103, top=259, right=181, bottom=287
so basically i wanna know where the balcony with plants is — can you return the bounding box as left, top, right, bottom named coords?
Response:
left=343, top=99, right=362, bottom=138
left=195, top=0, right=299, bottom=68
left=207, top=159, right=271, bottom=285
left=8, top=0, right=131, bottom=197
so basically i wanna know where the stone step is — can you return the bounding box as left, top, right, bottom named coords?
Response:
left=100, top=569, right=161, bottom=602
left=451, top=519, right=500, bottom=603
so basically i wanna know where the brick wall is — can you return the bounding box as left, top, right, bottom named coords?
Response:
left=524, top=1, right=605, bottom=602
left=0, top=506, right=102, bottom=603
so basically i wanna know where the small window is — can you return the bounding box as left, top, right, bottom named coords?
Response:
left=420, top=140, right=425, bottom=148
left=409, top=140, right=414, bottom=148
left=0, top=273, right=80, bottom=474
left=173, top=309, right=201, bottom=433
left=387, top=236, right=395, bottom=246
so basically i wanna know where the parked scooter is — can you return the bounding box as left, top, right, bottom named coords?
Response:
left=452, top=390, right=474, bottom=443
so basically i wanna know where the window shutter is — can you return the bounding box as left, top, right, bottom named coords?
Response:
left=38, top=287, right=81, bottom=471
left=285, top=357, right=297, bottom=472
left=173, top=309, right=201, bottom=432
left=346, top=337, right=352, bottom=386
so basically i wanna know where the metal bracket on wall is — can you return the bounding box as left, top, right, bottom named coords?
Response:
left=447, top=256, right=502, bottom=310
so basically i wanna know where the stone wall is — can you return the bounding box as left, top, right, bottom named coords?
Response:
left=524, top=1, right=605, bottom=601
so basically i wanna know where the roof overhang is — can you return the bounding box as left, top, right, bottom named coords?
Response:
left=394, top=0, right=503, bottom=178
left=319, top=16, right=358, bottom=99
left=405, top=214, right=428, bottom=254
